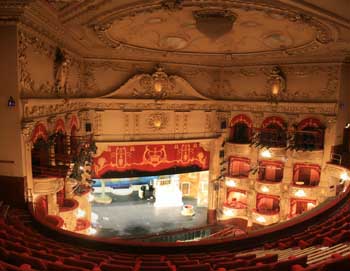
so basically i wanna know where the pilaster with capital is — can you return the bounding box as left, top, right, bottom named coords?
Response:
left=280, top=191, right=290, bottom=220
left=322, top=116, right=337, bottom=169
left=246, top=189, right=257, bottom=227
left=21, top=121, right=35, bottom=201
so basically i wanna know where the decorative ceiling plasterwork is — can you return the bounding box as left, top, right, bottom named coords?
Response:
left=18, top=29, right=83, bottom=98
left=91, top=0, right=335, bottom=59
left=0, top=0, right=32, bottom=23
left=102, top=66, right=210, bottom=100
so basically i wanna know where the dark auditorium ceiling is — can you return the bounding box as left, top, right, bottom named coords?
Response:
left=13, top=0, right=350, bottom=65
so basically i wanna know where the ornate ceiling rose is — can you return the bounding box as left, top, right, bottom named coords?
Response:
left=193, top=9, right=236, bottom=40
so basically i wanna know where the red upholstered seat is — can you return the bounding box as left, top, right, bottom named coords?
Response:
left=108, top=258, right=135, bottom=266
left=139, top=266, right=173, bottom=271
left=140, top=261, right=169, bottom=266
left=100, top=263, right=134, bottom=271
left=30, top=250, right=59, bottom=262
left=322, top=230, right=350, bottom=247
left=250, top=254, right=278, bottom=264
left=171, top=259, right=199, bottom=266
left=4, top=241, right=30, bottom=254
left=322, top=254, right=350, bottom=271
left=234, top=263, right=273, bottom=271
left=7, top=252, right=47, bottom=271
left=214, top=259, right=248, bottom=270
left=62, top=258, right=96, bottom=269
left=0, top=260, right=25, bottom=271
left=80, top=255, right=106, bottom=265
left=272, top=255, right=307, bottom=271
left=290, top=263, right=324, bottom=271
left=46, top=262, right=89, bottom=271
left=235, top=254, right=256, bottom=260
left=177, top=263, right=214, bottom=271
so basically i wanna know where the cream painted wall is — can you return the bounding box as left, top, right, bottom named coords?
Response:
left=0, top=26, right=25, bottom=177
left=335, top=64, right=350, bottom=144
left=99, top=110, right=217, bottom=141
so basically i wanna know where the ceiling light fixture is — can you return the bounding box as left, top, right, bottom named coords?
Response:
left=268, top=66, right=286, bottom=104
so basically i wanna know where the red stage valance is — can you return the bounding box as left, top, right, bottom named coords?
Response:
left=93, top=142, right=210, bottom=178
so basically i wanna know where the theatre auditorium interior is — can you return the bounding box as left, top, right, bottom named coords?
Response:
left=3, top=0, right=350, bottom=270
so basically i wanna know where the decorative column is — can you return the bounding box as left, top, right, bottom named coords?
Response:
left=65, top=134, right=71, bottom=156
left=47, top=193, right=59, bottom=215
left=322, top=116, right=337, bottom=170
left=49, top=144, right=56, bottom=166
left=21, top=121, right=35, bottom=202
left=280, top=191, right=290, bottom=221
left=207, top=137, right=223, bottom=224
left=246, top=189, right=257, bottom=227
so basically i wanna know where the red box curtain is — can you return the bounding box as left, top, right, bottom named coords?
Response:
left=93, top=142, right=210, bottom=177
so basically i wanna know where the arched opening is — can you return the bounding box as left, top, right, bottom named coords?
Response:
left=229, top=114, right=252, bottom=144
left=260, top=116, right=287, bottom=148
left=31, top=137, right=50, bottom=177
left=256, top=194, right=280, bottom=215
left=54, top=131, right=67, bottom=165
left=293, top=163, right=321, bottom=187
left=70, top=125, right=78, bottom=157
left=295, top=118, right=324, bottom=150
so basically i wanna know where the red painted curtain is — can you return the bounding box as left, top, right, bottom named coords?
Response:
left=93, top=142, right=210, bottom=178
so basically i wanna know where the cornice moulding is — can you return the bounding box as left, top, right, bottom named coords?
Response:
left=22, top=98, right=337, bottom=120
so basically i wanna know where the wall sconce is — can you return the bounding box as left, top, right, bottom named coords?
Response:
left=8, top=96, right=15, bottom=107
left=153, top=118, right=162, bottom=129
left=261, top=149, right=272, bottom=158
left=152, top=66, right=167, bottom=97
left=225, top=179, right=237, bottom=187
left=261, top=186, right=269, bottom=193
left=153, top=80, right=163, bottom=93
left=340, top=172, right=350, bottom=184
left=256, top=216, right=266, bottom=223
left=295, top=189, right=306, bottom=197
left=268, top=66, right=286, bottom=104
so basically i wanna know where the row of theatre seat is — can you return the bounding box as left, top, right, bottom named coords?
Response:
left=0, top=204, right=350, bottom=271
left=264, top=204, right=350, bottom=250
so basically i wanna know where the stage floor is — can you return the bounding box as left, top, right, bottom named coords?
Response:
left=91, top=191, right=208, bottom=238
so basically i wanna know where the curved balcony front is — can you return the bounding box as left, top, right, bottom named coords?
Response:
left=222, top=204, right=248, bottom=219
left=255, top=180, right=282, bottom=196
left=292, top=150, right=324, bottom=164
left=225, top=142, right=252, bottom=157
left=289, top=185, right=322, bottom=200
left=252, top=209, right=280, bottom=226
left=33, top=177, right=64, bottom=195
left=224, top=176, right=251, bottom=190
